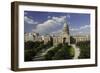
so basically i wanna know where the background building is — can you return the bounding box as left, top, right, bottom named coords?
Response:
left=24, top=21, right=90, bottom=45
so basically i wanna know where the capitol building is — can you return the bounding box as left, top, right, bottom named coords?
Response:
left=24, top=21, right=90, bottom=45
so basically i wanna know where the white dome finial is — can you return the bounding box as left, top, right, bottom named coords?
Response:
left=63, top=22, right=67, bottom=28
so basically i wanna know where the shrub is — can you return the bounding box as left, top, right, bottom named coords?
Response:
left=76, top=41, right=90, bottom=59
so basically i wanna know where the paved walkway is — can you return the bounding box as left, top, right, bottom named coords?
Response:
left=33, top=44, right=80, bottom=60
left=71, top=44, right=80, bottom=59
left=32, top=46, right=55, bottom=60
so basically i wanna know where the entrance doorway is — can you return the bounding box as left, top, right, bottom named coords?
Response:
left=63, top=37, right=66, bottom=44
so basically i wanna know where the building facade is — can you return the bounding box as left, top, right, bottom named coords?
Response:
left=24, top=21, right=90, bottom=45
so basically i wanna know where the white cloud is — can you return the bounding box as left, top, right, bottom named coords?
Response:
left=70, top=24, right=90, bottom=31
left=70, top=24, right=90, bottom=35
left=50, top=29, right=62, bottom=35
left=66, top=14, right=70, bottom=19
left=48, top=16, right=51, bottom=19
left=80, top=25, right=90, bottom=30
left=52, top=16, right=66, bottom=23
left=24, top=16, right=38, bottom=25
left=33, top=16, right=67, bottom=35
left=70, top=27, right=77, bottom=31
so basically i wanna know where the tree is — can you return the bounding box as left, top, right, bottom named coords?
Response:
left=77, top=41, right=90, bottom=59
left=24, top=50, right=36, bottom=61
left=45, top=50, right=55, bottom=60
left=52, top=45, right=74, bottom=60
left=25, top=41, right=34, bottom=50
left=70, top=36, right=76, bottom=44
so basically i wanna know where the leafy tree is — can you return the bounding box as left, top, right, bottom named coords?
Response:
left=76, top=41, right=90, bottom=59
left=70, top=36, right=76, bottom=44
left=25, top=41, right=34, bottom=50
left=45, top=50, right=55, bottom=60
left=48, top=44, right=74, bottom=60
left=24, top=50, right=36, bottom=61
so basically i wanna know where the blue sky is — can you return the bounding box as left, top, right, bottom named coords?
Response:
left=24, top=11, right=90, bottom=35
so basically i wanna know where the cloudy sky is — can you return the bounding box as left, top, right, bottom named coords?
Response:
left=24, top=11, right=90, bottom=35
